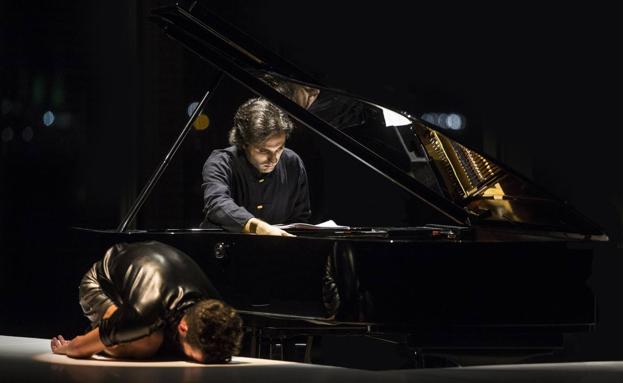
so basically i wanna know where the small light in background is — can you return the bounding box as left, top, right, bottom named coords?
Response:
left=187, top=101, right=200, bottom=117
left=22, top=126, right=34, bottom=142
left=421, top=113, right=435, bottom=124
left=1, top=127, right=14, bottom=143
left=436, top=113, right=449, bottom=128
left=43, top=110, right=55, bottom=126
left=188, top=101, right=210, bottom=130
left=193, top=114, right=210, bottom=131
left=421, top=112, right=465, bottom=131
left=445, top=113, right=464, bottom=131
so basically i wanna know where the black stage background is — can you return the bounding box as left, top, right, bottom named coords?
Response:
left=1, top=0, right=622, bottom=368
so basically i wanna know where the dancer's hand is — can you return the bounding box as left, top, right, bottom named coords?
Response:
left=51, top=335, right=71, bottom=354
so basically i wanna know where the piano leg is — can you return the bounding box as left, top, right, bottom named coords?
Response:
left=275, top=336, right=310, bottom=362
left=303, top=336, right=314, bottom=363
left=248, top=327, right=261, bottom=358
left=413, top=348, right=425, bottom=368
left=332, top=242, right=375, bottom=321
left=244, top=324, right=314, bottom=362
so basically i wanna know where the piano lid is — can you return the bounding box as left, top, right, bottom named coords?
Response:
left=149, top=1, right=607, bottom=239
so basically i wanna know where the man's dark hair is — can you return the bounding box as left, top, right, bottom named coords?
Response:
left=184, top=299, right=243, bottom=363
left=229, top=98, right=294, bottom=148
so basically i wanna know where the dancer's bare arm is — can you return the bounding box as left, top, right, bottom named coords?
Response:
left=51, top=305, right=162, bottom=359
left=51, top=328, right=106, bottom=359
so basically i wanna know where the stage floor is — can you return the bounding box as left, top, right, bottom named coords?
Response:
left=2, top=335, right=623, bottom=382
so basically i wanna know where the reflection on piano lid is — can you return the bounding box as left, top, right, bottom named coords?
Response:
left=417, top=125, right=503, bottom=199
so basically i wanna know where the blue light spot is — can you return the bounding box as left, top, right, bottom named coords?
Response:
left=421, top=113, right=436, bottom=124
left=187, top=102, right=199, bottom=117
left=445, top=114, right=464, bottom=130
left=43, top=110, right=55, bottom=126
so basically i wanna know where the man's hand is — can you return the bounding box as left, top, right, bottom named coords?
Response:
left=244, top=218, right=294, bottom=237
left=49, top=328, right=106, bottom=359
left=50, top=305, right=119, bottom=356
left=256, top=223, right=294, bottom=237
left=51, top=335, right=71, bottom=355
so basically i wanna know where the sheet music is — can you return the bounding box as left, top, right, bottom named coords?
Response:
left=276, top=220, right=350, bottom=230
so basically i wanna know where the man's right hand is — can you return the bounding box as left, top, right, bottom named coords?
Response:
left=49, top=328, right=106, bottom=358
left=51, top=335, right=71, bottom=354
left=244, top=218, right=294, bottom=237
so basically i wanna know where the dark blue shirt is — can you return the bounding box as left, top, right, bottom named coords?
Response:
left=201, top=146, right=311, bottom=232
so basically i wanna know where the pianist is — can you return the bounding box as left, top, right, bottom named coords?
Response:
left=50, top=241, right=243, bottom=363
left=201, top=97, right=312, bottom=236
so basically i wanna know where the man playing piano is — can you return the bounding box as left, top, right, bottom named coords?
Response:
left=201, top=97, right=314, bottom=236
left=50, top=241, right=243, bottom=363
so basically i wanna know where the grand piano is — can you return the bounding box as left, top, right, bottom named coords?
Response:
left=77, top=0, right=607, bottom=365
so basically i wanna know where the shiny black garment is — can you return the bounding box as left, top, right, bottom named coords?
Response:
left=201, top=146, right=311, bottom=231
left=79, top=241, right=220, bottom=347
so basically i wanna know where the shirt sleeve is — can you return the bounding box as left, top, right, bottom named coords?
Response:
left=202, top=151, right=254, bottom=232
left=98, top=308, right=163, bottom=347
left=287, top=156, right=312, bottom=223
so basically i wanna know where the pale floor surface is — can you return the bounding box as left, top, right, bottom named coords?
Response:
left=2, top=335, right=623, bottom=383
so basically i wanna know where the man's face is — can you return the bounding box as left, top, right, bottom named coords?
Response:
left=244, top=131, right=286, bottom=174
left=178, top=318, right=205, bottom=363
left=181, top=340, right=205, bottom=363
left=292, top=85, right=319, bottom=110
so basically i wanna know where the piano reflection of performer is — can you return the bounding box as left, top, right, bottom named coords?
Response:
left=201, top=98, right=312, bottom=236
left=261, top=73, right=320, bottom=111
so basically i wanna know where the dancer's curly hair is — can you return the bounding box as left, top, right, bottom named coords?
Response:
left=184, top=299, right=243, bottom=363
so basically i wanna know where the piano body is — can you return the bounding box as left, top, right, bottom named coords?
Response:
left=77, top=0, right=607, bottom=363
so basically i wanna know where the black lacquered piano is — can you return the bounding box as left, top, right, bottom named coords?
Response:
left=77, top=0, right=608, bottom=364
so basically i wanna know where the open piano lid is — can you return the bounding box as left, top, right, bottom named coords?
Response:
left=150, top=1, right=607, bottom=241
